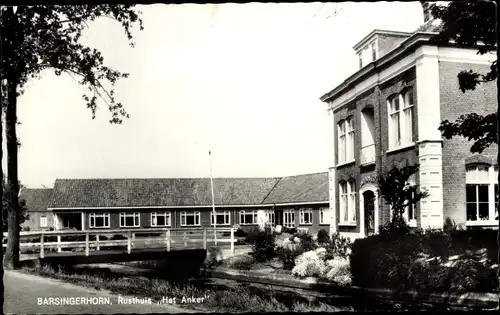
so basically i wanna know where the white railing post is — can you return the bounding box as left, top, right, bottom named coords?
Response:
left=57, top=235, right=62, bottom=253
left=183, top=231, right=187, bottom=247
left=40, top=232, right=45, bottom=259
left=203, top=229, right=207, bottom=250
left=230, top=228, right=235, bottom=256
left=127, top=231, right=132, bottom=254
left=96, top=234, right=100, bottom=251
left=85, top=232, right=90, bottom=256
left=132, top=232, right=135, bottom=249
left=166, top=230, right=171, bottom=251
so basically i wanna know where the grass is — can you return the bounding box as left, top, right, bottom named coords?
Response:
left=21, top=264, right=353, bottom=313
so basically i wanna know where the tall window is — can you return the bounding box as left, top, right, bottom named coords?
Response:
left=299, top=208, right=313, bottom=225
left=319, top=208, right=328, bottom=225
left=211, top=211, right=231, bottom=226
left=239, top=210, right=257, bottom=225
left=388, top=90, right=414, bottom=149
left=267, top=210, right=275, bottom=226
left=120, top=212, right=140, bottom=228
left=340, top=180, right=356, bottom=223
left=180, top=211, right=201, bottom=226
left=337, top=117, right=354, bottom=164
left=151, top=212, right=171, bottom=227
left=404, top=175, right=417, bottom=224
left=284, top=210, right=295, bottom=228
left=466, top=164, right=498, bottom=222
left=89, top=213, right=110, bottom=228
left=40, top=216, right=48, bottom=228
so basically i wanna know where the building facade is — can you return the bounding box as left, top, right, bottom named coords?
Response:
left=20, top=172, right=331, bottom=234
left=320, top=3, right=498, bottom=240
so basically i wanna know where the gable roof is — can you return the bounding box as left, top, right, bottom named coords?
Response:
left=262, top=172, right=329, bottom=204
left=19, top=188, right=53, bottom=212
left=47, top=172, right=329, bottom=209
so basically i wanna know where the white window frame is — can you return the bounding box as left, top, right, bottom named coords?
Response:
left=387, top=90, right=414, bottom=150
left=466, top=164, right=498, bottom=223
left=283, top=209, right=295, bottom=228
left=319, top=208, right=328, bottom=225
left=180, top=211, right=201, bottom=227
left=89, top=213, right=110, bottom=229
left=340, top=180, right=356, bottom=224
left=403, top=175, right=417, bottom=227
left=338, top=120, right=346, bottom=164
left=40, top=216, right=48, bottom=228
left=151, top=212, right=171, bottom=227
left=211, top=210, right=231, bottom=226
left=299, top=208, right=313, bottom=225
left=346, top=118, right=355, bottom=162
left=239, top=210, right=257, bottom=225
left=120, top=212, right=140, bottom=228
left=266, top=210, right=275, bottom=226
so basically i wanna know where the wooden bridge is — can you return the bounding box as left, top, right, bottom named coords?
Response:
left=2, top=228, right=236, bottom=265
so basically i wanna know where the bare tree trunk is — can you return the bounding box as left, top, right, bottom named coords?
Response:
left=0, top=82, right=5, bottom=315
left=3, top=77, right=20, bottom=270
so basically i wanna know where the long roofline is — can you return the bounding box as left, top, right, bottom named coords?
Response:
left=320, top=31, right=438, bottom=103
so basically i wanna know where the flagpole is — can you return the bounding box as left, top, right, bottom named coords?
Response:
left=209, top=150, right=217, bottom=246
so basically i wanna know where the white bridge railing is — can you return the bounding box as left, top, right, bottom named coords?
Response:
left=2, top=228, right=235, bottom=259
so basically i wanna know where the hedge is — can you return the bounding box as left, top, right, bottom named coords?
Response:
left=350, top=229, right=498, bottom=294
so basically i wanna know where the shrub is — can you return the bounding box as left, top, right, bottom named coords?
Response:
left=292, top=248, right=327, bottom=278
left=316, top=229, right=330, bottom=245
left=249, top=226, right=276, bottom=263
left=296, top=233, right=316, bottom=252
left=276, top=246, right=303, bottom=270
left=324, top=257, right=352, bottom=286
left=325, top=232, right=352, bottom=259
left=282, top=227, right=297, bottom=235
left=229, top=255, right=255, bottom=270
left=234, top=228, right=246, bottom=238
left=350, top=230, right=499, bottom=294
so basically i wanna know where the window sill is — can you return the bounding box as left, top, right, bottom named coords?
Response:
left=466, top=220, right=498, bottom=227
left=338, top=222, right=357, bottom=227
left=120, top=226, right=140, bottom=229
left=319, top=223, right=330, bottom=225
left=386, top=142, right=415, bottom=155
left=336, top=160, right=355, bottom=168
left=240, top=224, right=258, bottom=226
left=299, top=223, right=313, bottom=226
left=211, top=224, right=231, bottom=226
left=180, top=225, right=202, bottom=227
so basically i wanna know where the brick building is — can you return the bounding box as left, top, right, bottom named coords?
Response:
left=320, top=2, right=498, bottom=240
left=20, top=172, right=330, bottom=234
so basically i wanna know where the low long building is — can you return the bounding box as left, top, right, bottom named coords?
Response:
left=20, top=172, right=330, bottom=234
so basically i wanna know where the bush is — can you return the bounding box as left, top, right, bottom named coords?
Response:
left=292, top=248, right=327, bottom=278
left=276, top=246, right=303, bottom=270
left=282, top=227, right=297, bottom=235
left=248, top=226, right=276, bottom=263
left=324, top=257, right=352, bottom=286
left=234, top=228, right=246, bottom=238
left=296, top=233, right=316, bottom=252
left=350, top=230, right=499, bottom=293
left=325, top=232, right=352, bottom=259
left=229, top=255, right=255, bottom=270
left=316, top=229, right=330, bottom=245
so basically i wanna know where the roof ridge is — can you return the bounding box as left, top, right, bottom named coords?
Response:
left=261, top=177, right=284, bottom=204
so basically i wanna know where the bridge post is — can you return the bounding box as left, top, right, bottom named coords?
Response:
left=127, top=231, right=132, bottom=254
left=166, top=230, right=171, bottom=251
left=96, top=234, right=100, bottom=251
left=40, top=233, right=45, bottom=259
left=203, top=229, right=207, bottom=250
left=230, top=228, right=235, bottom=256
left=183, top=231, right=187, bottom=247
left=85, top=232, right=90, bottom=256
left=57, top=235, right=62, bottom=253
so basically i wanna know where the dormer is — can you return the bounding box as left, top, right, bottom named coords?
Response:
left=353, top=30, right=412, bottom=69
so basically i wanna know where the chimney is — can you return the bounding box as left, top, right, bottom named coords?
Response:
left=420, top=1, right=435, bottom=23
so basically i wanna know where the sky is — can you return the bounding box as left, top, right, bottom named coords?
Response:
left=12, top=2, right=425, bottom=188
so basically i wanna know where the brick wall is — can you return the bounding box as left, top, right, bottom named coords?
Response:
left=22, top=211, right=53, bottom=231
left=439, top=61, right=498, bottom=227
left=332, top=67, right=420, bottom=233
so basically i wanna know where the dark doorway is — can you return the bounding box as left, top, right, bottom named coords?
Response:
left=363, top=191, right=375, bottom=236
